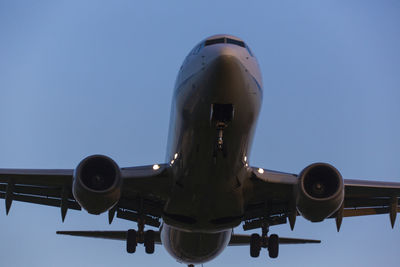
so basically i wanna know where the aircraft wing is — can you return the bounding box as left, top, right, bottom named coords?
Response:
left=0, top=164, right=172, bottom=227
left=243, top=166, right=400, bottom=231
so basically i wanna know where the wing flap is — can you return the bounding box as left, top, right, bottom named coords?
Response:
left=0, top=169, right=73, bottom=186
left=344, top=197, right=399, bottom=208
left=342, top=207, right=400, bottom=217
left=343, top=179, right=400, bottom=223
left=345, top=179, right=400, bottom=198
left=0, top=169, right=75, bottom=216
left=0, top=191, right=81, bottom=210
left=0, top=183, right=70, bottom=199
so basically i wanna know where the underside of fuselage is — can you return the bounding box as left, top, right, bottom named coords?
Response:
left=161, top=224, right=232, bottom=264
left=161, top=39, right=262, bottom=264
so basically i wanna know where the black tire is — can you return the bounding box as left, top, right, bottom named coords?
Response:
left=144, top=230, right=155, bottom=254
left=126, top=229, right=137, bottom=254
left=250, top=233, right=261, bottom=258
left=268, top=234, right=279, bottom=259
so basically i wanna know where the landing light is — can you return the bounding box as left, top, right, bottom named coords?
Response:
left=170, top=160, right=175, bottom=165
left=258, top=168, right=264, bottom=174
left=174, top=153, right=179, bottom=160
left=244, top=156, right=247, bottom=162
left=153, top=164, right=160, bottom=170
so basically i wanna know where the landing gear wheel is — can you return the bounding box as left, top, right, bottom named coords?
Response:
left=250, top=233, right=261, bottom=258
left=144, top=230, right=155, bottom=254
left=126, top=229, right=137, bottom=254
left=268, top=234, right=279, bottom=259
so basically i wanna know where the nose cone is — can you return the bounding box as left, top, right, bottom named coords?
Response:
left=213, top=55, right=242, bottom=78
left=213, top=45, right=239, bottom=57
left=206, top=54, right=247, bottom=100
left=209, top=45, right=246, bottom=68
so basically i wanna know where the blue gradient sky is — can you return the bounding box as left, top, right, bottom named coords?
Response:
left=1, top=1, right=399, bottom=266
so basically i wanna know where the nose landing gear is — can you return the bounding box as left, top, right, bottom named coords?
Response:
left=211, top=104, right=234, bottom=159
left=216, top=122, right=226, bottom=150
left=213, top=122, right=228, bottom=158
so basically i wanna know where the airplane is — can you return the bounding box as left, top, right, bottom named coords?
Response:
left=1, top=34, right=399, bottom=266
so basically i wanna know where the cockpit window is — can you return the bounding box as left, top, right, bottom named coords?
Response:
left=226, top=38, right=245, bottom=48
left=205, top=37, right=247, bottom=49
left=200, top=37, right=254, bottom=57
left=205, top=38, right=225, bottom=46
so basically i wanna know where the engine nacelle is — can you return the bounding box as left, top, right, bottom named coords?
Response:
left=73, top=155, right=122, bottom=214
left=296, top=163, right=344, bottom=222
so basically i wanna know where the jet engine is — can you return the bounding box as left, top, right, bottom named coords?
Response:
left=72, top=155, right=122, bottom=214
left=296, top=163, right=344, bottom=222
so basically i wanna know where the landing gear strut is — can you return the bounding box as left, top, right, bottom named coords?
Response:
left=216, top=122, right=226, bottom=150
left=249, top=224, right=279, bottom=259
left=213, top=122, right=228, bottom=158
left=211, top=104, right=233, bottom=159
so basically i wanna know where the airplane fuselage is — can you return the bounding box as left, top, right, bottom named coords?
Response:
left=160, top=35, right=263, bottom=264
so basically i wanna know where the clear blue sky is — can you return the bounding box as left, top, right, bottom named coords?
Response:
left=1, top=1, right=399, bottom=266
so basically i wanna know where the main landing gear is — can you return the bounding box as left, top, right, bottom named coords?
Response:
left=249, top=225, right=279, bottom=259
left=126, top=219, right=155, bottom=254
